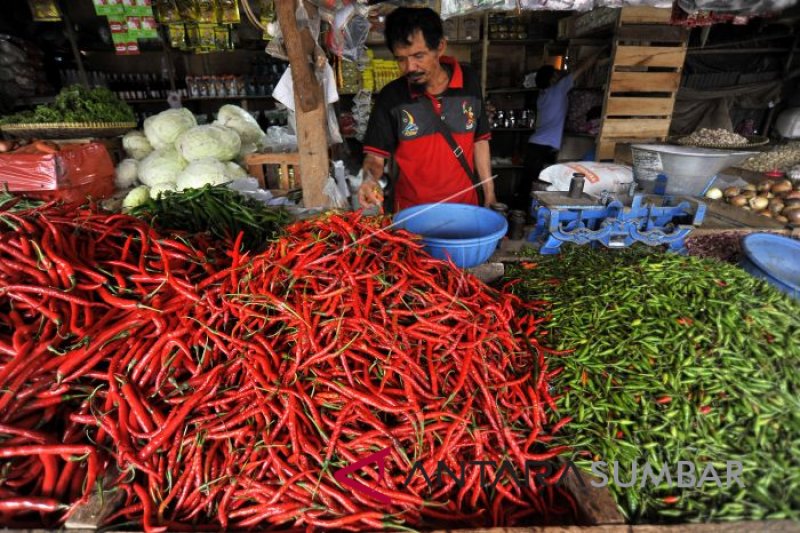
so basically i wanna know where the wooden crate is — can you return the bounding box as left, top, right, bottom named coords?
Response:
left=244, top=152, right=301, bottom=190
left=596, top=8, right=689, bottom=162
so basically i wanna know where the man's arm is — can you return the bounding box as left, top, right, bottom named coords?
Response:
left=358, top=153, right=385, bottom=208
left=569, top=47, right=608, bottom=82
left=474, top=140, right=496, bottom=207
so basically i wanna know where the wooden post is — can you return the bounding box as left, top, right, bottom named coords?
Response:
left=59, top=0, right=90, bottom=88
left=276, top=0, right=329, bottom=208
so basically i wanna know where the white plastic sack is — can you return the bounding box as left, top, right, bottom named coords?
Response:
left=539, top=162, right=634, bottom=196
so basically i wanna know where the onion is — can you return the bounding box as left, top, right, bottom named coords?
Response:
left=776, top=215, right=790, bottom=224
left=784, top=191, right=800, bottom=200
left=705, top=187, right=723, bottom=200
left=743, top=183, right=757, bottom=192
left=741, top=190, right=757, bottom=200
left=769, top=199, right=785, bottom=215
left=730, top=195, right=748, bottom=207
left=784, top=198, right=800, bottom=209
left=723, top=186, right=741, bottom=198
left=749, top=197, right=769, bottom=211
left=757, top=180, right=773, bottom=192
left=786, top=208, right=800, bottom=225
left=760, top=210, right=774, bottom=218
left=772, top=180, right=793, bottom=194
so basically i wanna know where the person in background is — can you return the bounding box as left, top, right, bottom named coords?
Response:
left=357, top=7, right=496, bottom=212
left=520, top=50, right=605, bottom=209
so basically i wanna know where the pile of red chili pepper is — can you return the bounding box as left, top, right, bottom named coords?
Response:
left=0, top=198, right=572, bottom=531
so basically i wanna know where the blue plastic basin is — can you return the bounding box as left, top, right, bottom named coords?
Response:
left=740, top=233, right=800, bottom=300
left=393, top=203, right=508, bottom=268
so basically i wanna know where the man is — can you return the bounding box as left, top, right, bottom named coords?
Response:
left=521, top=50, right=605, bottom=208
left=357, top=7, right=496, bottom=212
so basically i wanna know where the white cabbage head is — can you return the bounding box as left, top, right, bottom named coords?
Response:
left=137, top=148, right=187, bottom=187
left=176, top=157, right=232, bottom=191
left=214, top=104, right=266, bottom=149
left=225, top=162, right=248, bottom=180
left=114, top=158, right=139, bottom=189
left=175, top=124, right=241, bottom=162
left=122, top=130, right=153, bottom=160
left=143, top=108, right=197, bottom=150
left=122, top=185, right=150, bottom=211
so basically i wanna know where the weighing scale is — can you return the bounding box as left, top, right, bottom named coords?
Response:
left=528, top=190, right=707, bottom=255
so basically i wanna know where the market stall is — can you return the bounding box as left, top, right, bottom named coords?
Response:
left=0, top=0, right=799, bottom=532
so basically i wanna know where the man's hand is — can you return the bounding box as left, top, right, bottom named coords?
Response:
left=483, top=192, right=497, bottom=208
left=357, top=177, right=384, bottom=209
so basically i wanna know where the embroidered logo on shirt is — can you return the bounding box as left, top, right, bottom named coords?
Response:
left=462, top=101, right=475, bottom=130
left=401, top=110, right=419, bottom=137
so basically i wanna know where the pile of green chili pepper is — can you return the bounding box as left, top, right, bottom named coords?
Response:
left=0, top=191, right=45, bottom=213
left=130, top=185, right=292, bottom=251
left=504, top=245, right=800, bottom=524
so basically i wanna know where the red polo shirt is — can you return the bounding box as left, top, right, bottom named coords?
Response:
left=363, top=56, right=491, bottom=211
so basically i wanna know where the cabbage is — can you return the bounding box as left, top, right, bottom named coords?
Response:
left=150, top=182, right=177, bottom=200
left=122, top=131, right=153, bottom=160
left=114, top=158, right=139, bottom=189
left=175, top=124, right=241, bottom=162
left=138, top=148, right=187, bottom=187
left=176, top=158, right=232, bottom=191
left=214, top=105, right=266, bottom=149
left=225, top=162, right=248, bottom=180
left=122, top=185, right=150, bottom=211
left=143, top=108, right=197, bottom=150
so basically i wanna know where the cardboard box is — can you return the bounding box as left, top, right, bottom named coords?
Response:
left=459, top=16, right=481, bottom=41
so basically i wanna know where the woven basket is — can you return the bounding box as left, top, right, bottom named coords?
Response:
left=669, top=134, right=770, bottom=150
left=0, top=122, right=137, bottom=139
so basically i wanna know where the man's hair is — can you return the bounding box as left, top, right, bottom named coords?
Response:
left=536, top=65, right=557, bottom=89
left=384, top=7, right=443, bottom=53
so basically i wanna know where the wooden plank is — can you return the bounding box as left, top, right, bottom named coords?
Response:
left=635, top=521, right=800, bottom=532
left=601, top=118, right=672, bottom=138
left=609, top=71, right=682, bottom=92
left=705, top=201, right=787, bottom=230
left=277, top=0, right=329, bottom=208
left=597, top=140, right=617, bottom=161
left=431, top=526, right=629, bottom=533
left=616, top=25, right=689, bottom=43
left=614, top=45, right=687, bottom=69
left=65, top=468, right=124, bottom=529
left=619, top=6, right=673, bottom=25
left=560, top=466, right=626, bottom=526
left=606, top=97, right=674, bottom=117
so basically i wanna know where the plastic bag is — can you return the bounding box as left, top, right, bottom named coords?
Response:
left=264, top=126, right=298, bottom=152
left=226, top=177, right=294, bottom=206
left=678, top=0, right=795, bottom=14
left=539, top=162, right=634, bottom=196
left=519, top=0, right=593, bottom=10
left=441, top=0, right=514, bottom=18
left=0, top=142, right=115, bottom=192
left=326, top=3, right=369, bottom=62
left=266, top=2, right=321, bottom=61
left=324, top=176, right=349, bottom=209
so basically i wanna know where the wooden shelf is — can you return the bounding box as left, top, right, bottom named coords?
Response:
left=488, top=39, right=551, bottom=45
left=123, top=95, right=275, bottom=104
left=447, top=40, right=482, bottom=45
left=487, top=87, right=538, bottom=94
left=491, top=127, right=535, bottom=132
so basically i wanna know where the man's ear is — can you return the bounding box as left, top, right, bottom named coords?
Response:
left=437, top=38, right=447, bottom=56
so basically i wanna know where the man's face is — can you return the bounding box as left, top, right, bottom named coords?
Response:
left=392, top=30, right=445, bottom=86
